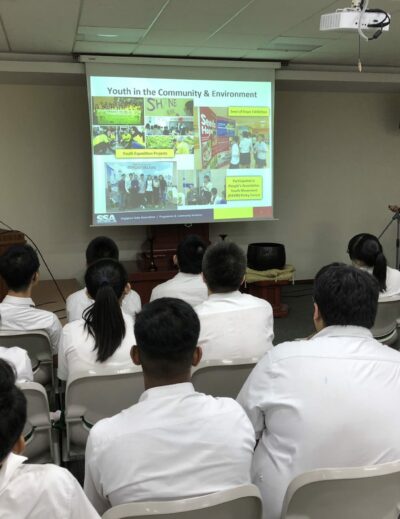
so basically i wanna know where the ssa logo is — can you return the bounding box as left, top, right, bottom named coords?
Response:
left=96, top=214, right=117, bottom=224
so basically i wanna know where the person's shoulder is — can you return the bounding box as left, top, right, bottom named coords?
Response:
left=31, top=305, right=61, bottom=326
left=66, top=288, right=86, bottom=304
left=196, top=392, right=251, bottom=420
left=239, top=292, right=271, bottom=308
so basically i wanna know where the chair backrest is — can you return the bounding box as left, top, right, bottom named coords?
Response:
left=371, top=299, right=400, bottom=343
left=18, top=381, right=56, bottom=463
left=191, top=358, right=258, bottom=399
left=65, top=368, right=144, bottom=456
left=0, top=329, right=53, bottom=385
left=102, top=484, right=262, bottom=519
left=281, top=460, right=400, bottom=519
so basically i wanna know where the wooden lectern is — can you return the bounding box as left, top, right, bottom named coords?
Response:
left=0, top=230, right=26, bottom=301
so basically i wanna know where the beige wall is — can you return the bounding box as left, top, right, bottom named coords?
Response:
left=0, top=83, right=399, bottom=281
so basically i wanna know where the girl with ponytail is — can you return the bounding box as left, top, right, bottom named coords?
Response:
left=347, top=233, right=400, bottom=298
left=58, top=259, right=137, bottom=381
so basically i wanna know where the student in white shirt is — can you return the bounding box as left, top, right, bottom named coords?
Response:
left=196, top=241, right=274, bottom=361
left=0, top=245, right=62, bottom=356
left=347, top=232, right=400, bottom=299
left=239, top=131, right=252, bottom=168
left=0, top=358, right=100, bottom=519
left=150, top=234, right=208, bottom=307
left=59, top=259, right=137, bottom=381
left=0, top=346, right=33, bottom=382
left=66, top=236, right=141, bottom=322
left=255, top=134, right=267, bottom=168
left=238, top=263, right=400, bottom=519
left=84, top=298, right=255, bottom=515
left=229, top=136, right=240, bottom=169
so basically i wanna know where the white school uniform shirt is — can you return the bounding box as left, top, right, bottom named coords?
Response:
left=380, top=266, right=400, bottom=299
left=0, top=295, right=62, bottom=354
left=237, top=325, right=400, bottom=519
left=150, top=272, right=208, bottom=307
left=239, top=137, right=252, bottom=153
left=58, top=311, right=136, bottom=381
left=66, top=288, right=141, bottom=322
left=0, top=346, right=33, bottom=381
left=195, top=291, right=274, bottom=361
left=0, top=452, right=100, bottom=519
left=230, top=142, right=240, bottom=165
left=255, top=141, right=267, bottom=160
left=84, top=382, right=255, bottom=515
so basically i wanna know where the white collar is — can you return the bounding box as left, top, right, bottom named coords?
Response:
left=208, top=291, right=241, bottom=301
left=175, top=272, right=201, bottom=279
left=0, top=453, right=27, bottom=493
left=139, top=382, right=195, bottom=403
left=313, top=325, right=373, bottom=340
left=2, top=295, right=35, bottom=307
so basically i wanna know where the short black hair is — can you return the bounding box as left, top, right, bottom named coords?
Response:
left=176, top=235, right=207, bottom=275
left=0, top=244, right=39, bottom=292
left=86, top=236, right=119, bottom=265
left=202, top=241, right=246, bottom=293
left=134, top=298, right=200, bottom=379
left=0, top=359, right=27, bottom=462
left=314, top=263, right=379, bottom=329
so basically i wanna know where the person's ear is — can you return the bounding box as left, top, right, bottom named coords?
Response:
left=173, top=254, right=178, bottom=268
left=192, top=346, right=202, bottom=367
left=32, top=271, right=40, bottom=286
left=12, top=434, right=25, bottom=455
left=124, top=282, right=131, bottom=295
left=313, top=302, right=324, bottom=331
left=130, top=345, right=141, bottom=366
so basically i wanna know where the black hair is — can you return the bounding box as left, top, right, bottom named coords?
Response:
left=347, top=233, right=387, bottom=291
left=83, top=259, right=127, bottom=363
left=85, top=236, right=119, bottom=265
left=176, top=235, right=207, bottom=275
left=134, top=298, right=200, bottom=379
left=202, top=241, right=246, bottom=293
left=0, top=244, right=39, bottom=292
left=0, top=359, right=27, bottom=462
left=314, top=263, right=379, bottom=329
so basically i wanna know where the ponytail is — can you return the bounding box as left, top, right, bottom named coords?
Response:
left=373, top=252, right=387, bottom=292
left=0, top=359, right=27, bottom=461
left=83, top=259, right=127, bottom=362
left=348, top=233, right=387, bottom=292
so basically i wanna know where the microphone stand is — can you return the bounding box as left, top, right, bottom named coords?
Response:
left=378, top=210, right=400, bottom=271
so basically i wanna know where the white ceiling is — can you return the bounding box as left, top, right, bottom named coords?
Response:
left=0, top=0, right=399, bottom=67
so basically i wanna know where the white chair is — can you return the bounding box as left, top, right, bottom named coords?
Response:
left=63, top=368, right=144, bottom=460
left=0, top=329, right=53, bottom=386
left=18, top=381, right=60, bottom=464
left=371, top=299, right=400, bottom=346
left=101, top=484, right=262, bottom=519
left=191, top=358, right=258, bottom=399
left=281, top=460, right=400, bottom=519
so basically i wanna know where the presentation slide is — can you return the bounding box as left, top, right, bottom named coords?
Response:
left=89, top=76, right=273, bottom=226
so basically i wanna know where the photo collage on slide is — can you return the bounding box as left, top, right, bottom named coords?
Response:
left=92, top=94, right=271, bottom=217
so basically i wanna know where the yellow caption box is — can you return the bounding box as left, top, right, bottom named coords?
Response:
left=115, top=149, right=175, bottom=159
left=214, top=207, right=254, bottom=220
left=228, top=107, right=270, bottom=117
left=226, top=176, right=263, bottom=201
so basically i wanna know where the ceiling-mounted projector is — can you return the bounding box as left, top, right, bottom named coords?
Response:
left=320, top=0, right=390, bottom=40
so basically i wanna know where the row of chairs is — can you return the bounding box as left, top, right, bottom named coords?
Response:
left=17, top=358, right=257, bottom=463
left=100, top=459, right=400, bottom=518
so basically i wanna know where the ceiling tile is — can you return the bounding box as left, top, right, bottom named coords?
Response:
left=150, top=0, right=253, bottom=32
left=142, top=30, right=210, bottom=46
left=204, top=33, right=265, bottom=50
left=77, top=27, right=146, bottom=43
left=0, top=0, right=80, bottom=53
left=80, top=0, right=168, bottom=29
left=243, top=49, right=306, bottom=60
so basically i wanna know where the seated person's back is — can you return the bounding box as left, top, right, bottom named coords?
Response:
left=84, top=298, right=255, bottom=515
left=196, top=241, right=274, bottom=360
left=66, top=236, right=141, bottom=322
left=59, top=259, right=137, bottom=381
left=0, top=245, right=62, bottom=355
left=150, top=234, right=208, bottom=307
left=347, top=233, right=400, bottom=299
left=238, top=263, right=400, bottom=519
left=0, top=359, right=99, bottom=518
left=0, top=346, right=32, bottom=382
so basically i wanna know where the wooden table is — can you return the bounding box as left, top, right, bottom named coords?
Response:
left=32, top=279, right=81, bottom=325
